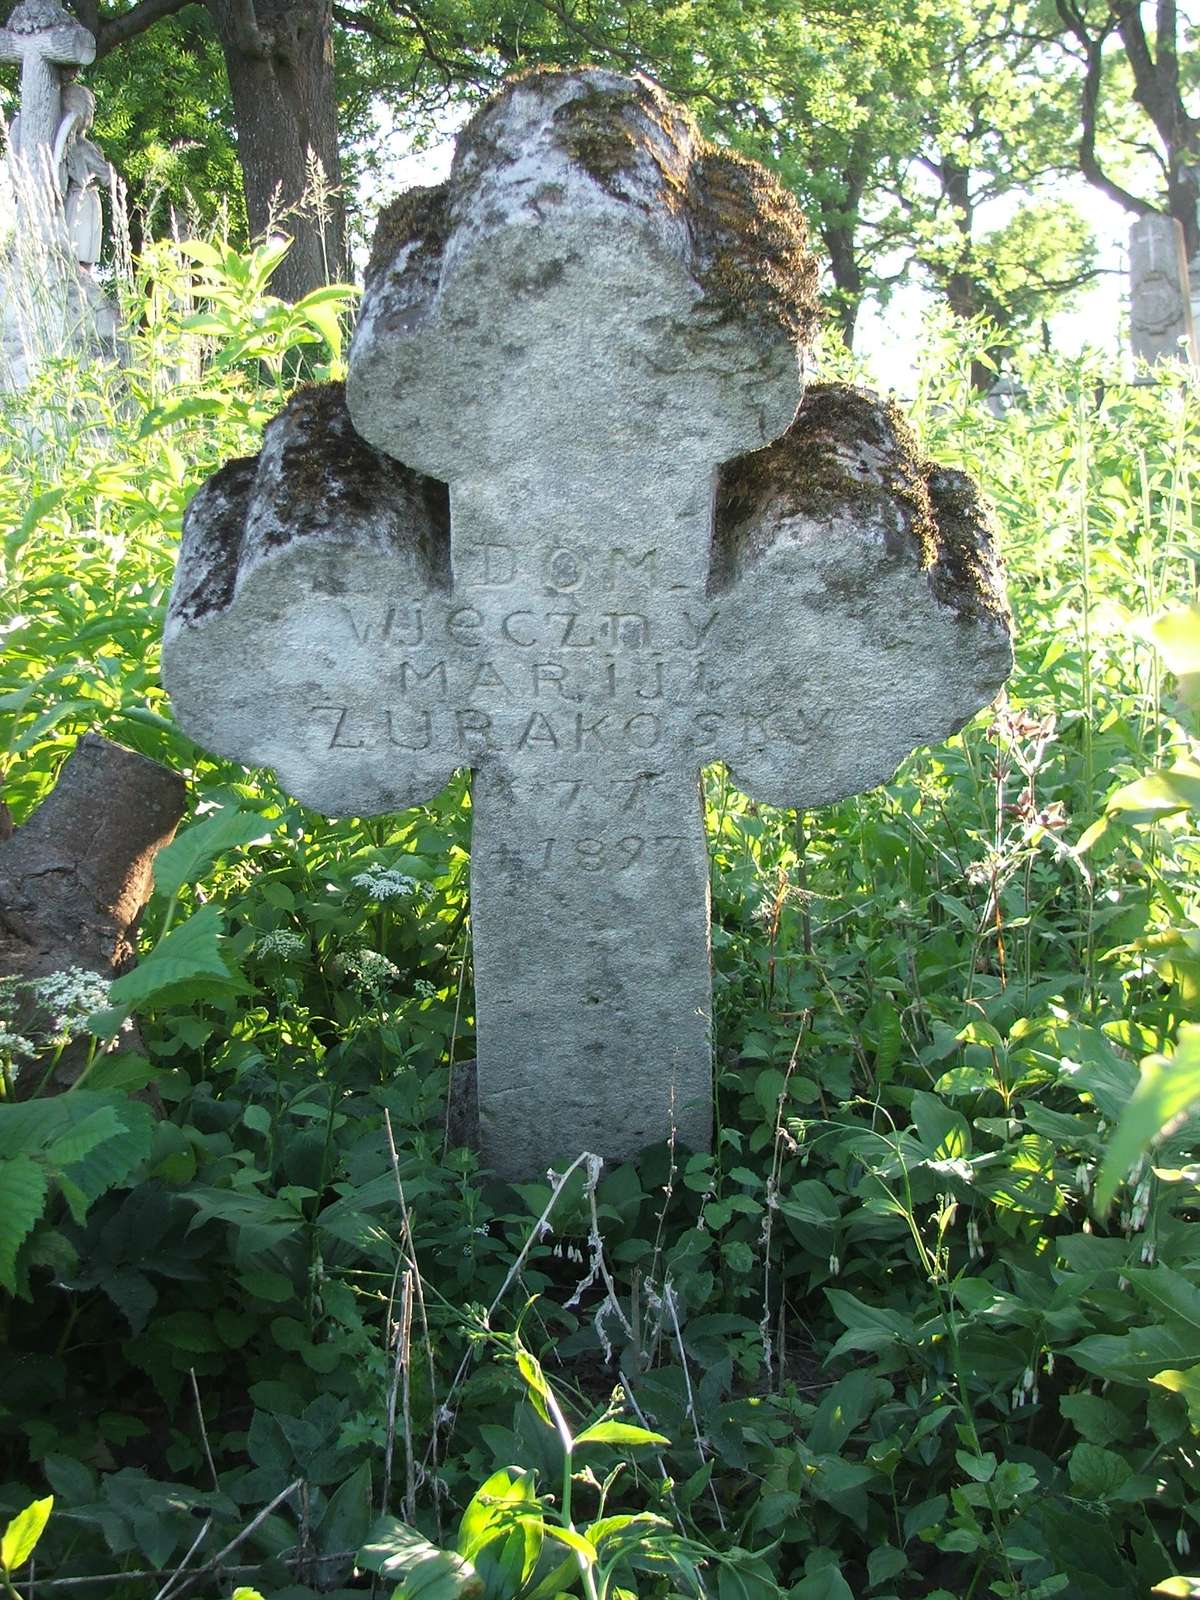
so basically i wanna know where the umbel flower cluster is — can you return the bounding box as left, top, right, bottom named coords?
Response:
left=253, top=929, right=307, bottom=960
left=350, top=865, right=421, bottom=901
left=334, top=947, right=401, bottom=997
left=0, top=966, right=111, bottom=1050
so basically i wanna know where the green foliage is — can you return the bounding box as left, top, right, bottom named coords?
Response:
left=1, top=1495, right=52, bottom=1594
left=1, top=253, right=1199, bottom=1600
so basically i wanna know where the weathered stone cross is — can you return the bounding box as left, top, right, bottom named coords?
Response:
left=0, top=0, right=94, bottom=173
left=164, top=69, right=1012, bottom=1179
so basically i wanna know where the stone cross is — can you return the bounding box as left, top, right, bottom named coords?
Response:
left=1129, top=212, right=1198, bottom=368
left=164, top=69, right=1012, bottom=1180
left=0, top=0, right=95, bottom=179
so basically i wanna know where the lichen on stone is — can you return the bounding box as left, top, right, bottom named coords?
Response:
left=264, top=381, right=450, bottom=586
left=687, top=148, right=819, bottom=348
left=366, top=183, right=451, bottom=287
left=712, top=381, right=1010, bottom=626
left=555, top=86, right=639, bottom=190
left=173, top=454, right=257, bottom=622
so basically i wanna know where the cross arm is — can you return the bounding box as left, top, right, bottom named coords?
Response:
left=711, top=383, right=1013, bottom=811
left=163, top=382, right=458, bottom=815
left=0, top=6, right=95, bottom=64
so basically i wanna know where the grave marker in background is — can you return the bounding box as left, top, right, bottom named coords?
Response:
left=1, top=0, right=119, bottom=389
left=1129, top=212, right=1198, bottom=369
left=164, top=68, right=1013, bottom=1178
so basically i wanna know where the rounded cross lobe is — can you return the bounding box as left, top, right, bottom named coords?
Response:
left=347, top=69, right=816, bottom=492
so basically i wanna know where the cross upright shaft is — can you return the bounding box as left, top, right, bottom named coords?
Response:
left=164, top=69, right=1013, bottom=1178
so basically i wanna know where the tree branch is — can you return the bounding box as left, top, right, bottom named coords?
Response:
left=92, top=0, right=193, bottom=57
left=1059, top=0, right=1157, bottom=215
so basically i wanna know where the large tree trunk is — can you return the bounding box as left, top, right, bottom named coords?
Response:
left=206, top=0, right=345, bottom=299
left=0, top=735, right=186, bottom=1093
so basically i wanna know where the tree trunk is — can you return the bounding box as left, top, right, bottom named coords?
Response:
left=0, top=735, right=186, bottom=1093
left=206, top=0, right=345, bottom=299
left=821, top=220, right=864, bottom=347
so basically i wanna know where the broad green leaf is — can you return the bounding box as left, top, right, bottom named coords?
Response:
left=0, top=1156, right=48, bottom=1293
left=1104, top=763, right=1200, bottom=822
left=473, top=1526, right=534, bottom=1600
left=541, top=1525, right=598, bottom=1562
left=1150, top=1368, right=1200, bottom=1429
left=1126, top=1265, right=1200, bottom=1335
left=1068, top=1442, right=1132, bottom=1500
left=514, top=1347, right=553, bottom=1427
left=1095, top=1025, right=1200, bottom=1212
left=911, top=1091, right=971, bottom=1161
left=1067, top=1325, right=1200, bottom=1384
left=824, top=1289, right=914, bottom=1360
left=456, top=1467, right=540, bottom=1588
left=153, top=807, right=271, bottom=899
left=318, top=1460, right=373, bottom=1555
left=867, top=1546, right=909, bottom=1587
left=1, top=1496, right=53, bottom=1572
left=108, top=906, right=233, bottom=1008
left=43, top=1106, right=124, bottom=1169
left=1058, top=1392, right=1135, bottom=1447
left=395, top=1552, right=484, bottom=1600
left=955, top=1450, right=997, bottom=1482
left=1149, top=602, right=1200, bottom=714
left=573, top=1420, right=670, bottom=1448
left=360, top=1517, right=479, bottom=1599
left=522, top=1556, right=578, bottom=1600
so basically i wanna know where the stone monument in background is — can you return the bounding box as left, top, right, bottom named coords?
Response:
left=1129, top=211, right=1198, bottom=369
left=0, top=0, right=119, bottom=389
left=164, top=68, right=1014, bottom=1179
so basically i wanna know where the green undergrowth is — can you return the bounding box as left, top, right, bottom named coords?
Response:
left=0, top=255, right=1198, bottom=1600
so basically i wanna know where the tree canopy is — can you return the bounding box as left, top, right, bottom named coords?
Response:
left=1, top=0, right=1195, bottom=342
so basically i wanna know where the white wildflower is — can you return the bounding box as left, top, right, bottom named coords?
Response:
left=414, top=978, right=437, bottom=1000
left=32, top=967, right=111, bottom=1041
left=1177, top=1529, right=1191, bottom=1557
left=255, top=929, right=307, bottom=960
left=0, top=1029, right=36, bottom=1058
left=967, top=1217, right=984, bottom=1260
left=351, top=865, right=420, bottom=902
left=828, top=1252, right=840, bottom=1276
left=336, top=948, right=400, bottom=995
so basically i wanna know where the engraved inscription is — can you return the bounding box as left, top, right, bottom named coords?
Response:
left=308, top=702, right=831, bottom=757
left=530, top=835, right=692, bottom=871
